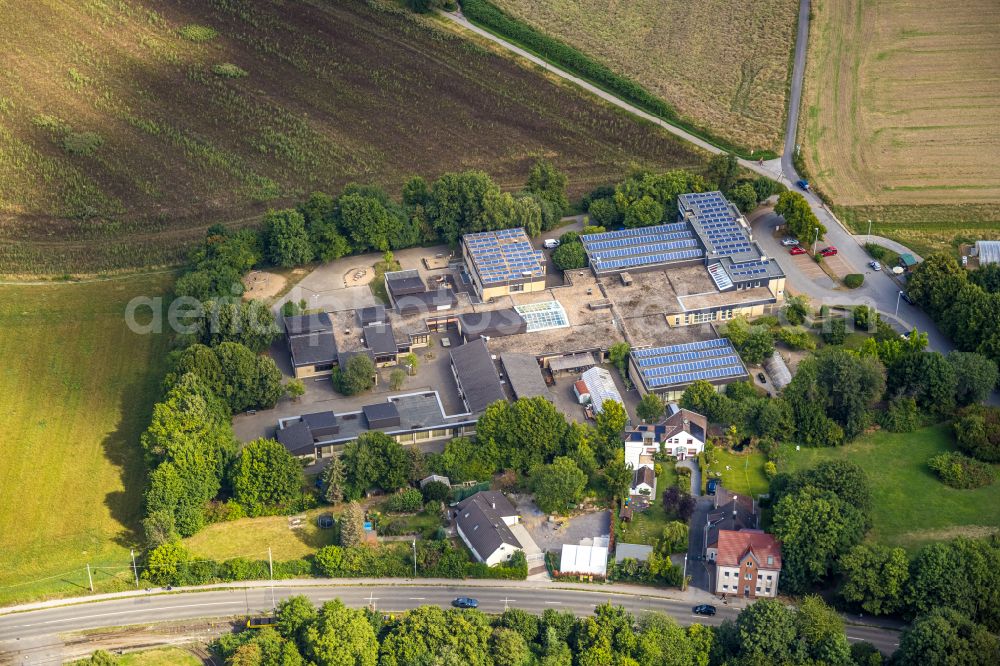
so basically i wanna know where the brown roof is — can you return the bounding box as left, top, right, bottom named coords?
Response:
left=715, top=529, right=781, bottom=570
left=633, top=466, right=656, bottom=487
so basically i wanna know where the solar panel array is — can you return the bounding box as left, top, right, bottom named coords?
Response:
left=633, top=337, right=747, bottom=390
left=464, top=228, right=544, bottom=285
left=580, top=223, right=687, bottom=243
left=580, top=222, right=704, bottom=272
left=680, top=191, right=753, bottom=256
left=514, top=300, right=570, bottom=332
left=591, top=248, right=703, bottom=272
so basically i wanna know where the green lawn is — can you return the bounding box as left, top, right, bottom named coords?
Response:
left=0, top=275, right=173, bottom=606
left=184, top=508, right=339, bottom=562
left=704, top=448, right=770, bottom=500
left=618, top=465, right=677, bottom=546
left=780, top=425, right=1000, bottom=552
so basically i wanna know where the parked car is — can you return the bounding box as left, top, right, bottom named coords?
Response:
left=901, top=292, right=915, bottom=305
left=820, top=246, right=838, bottom=257
left=870, top=261, right=882, bottom=271
left=796, top=179, right=810, bottom=191
left=780, top=237, right=799, bottom=247
left=693, top=604, right=717, bottom=616
left=789, top=245, right=807, bottom=255
left=706, top=479, right=719, bottom=495
left=543, top=239, right=560, bottom=249
left=452, top=597, right=479, bottom=609
left=757, top=372, right=767, bottom=384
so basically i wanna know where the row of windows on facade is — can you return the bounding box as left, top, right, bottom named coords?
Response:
left=675, top=309, right=736, bottom=326
left=721, top=584, right=771, bottom=593
left=723, top=571, right=773, bottom=581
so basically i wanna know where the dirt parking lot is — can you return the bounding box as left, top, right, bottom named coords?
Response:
left=513, top=494, right=611, bottom=553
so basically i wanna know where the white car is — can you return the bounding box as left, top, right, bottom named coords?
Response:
left=781, top=238, right=799, bottom=246
left=543, top=239, right=560, bottom=249
left=870, top=261, right=882, bottom=271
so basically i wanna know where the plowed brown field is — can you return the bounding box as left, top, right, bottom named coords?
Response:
left=0, top=0, right=705, bottom=276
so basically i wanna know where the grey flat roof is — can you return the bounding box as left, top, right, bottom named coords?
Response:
left=358, top=305, right=386, bottom=326
left=363, top=401, right=401, bottom=428
left=396, top=289, right=459, bottom=315
left=547, top=352, right=598, bottom=373
left=284, top=312, right=332, bottom=335
left=363, top=322, right=398, bottom=356
left=276, top=391, right=475, bottom=454
left=450, top=339, right=506, bottom=413
left=500, top=353, right=550, bottom=400
left=385, top=269, right=426, bottom=297
left=615, top=543, right=653, bottom=563
left=458, top=308, right=527, bottom=340
left=288, top=331, right=337, bottom=367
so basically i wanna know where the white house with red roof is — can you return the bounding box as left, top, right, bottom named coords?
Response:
left=712, top=529, right=782, bottom=599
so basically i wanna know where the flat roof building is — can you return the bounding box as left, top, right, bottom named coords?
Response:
left=462, top=228, right=546, bottom=301
left=500, top=353, right=550, bottom=401
left=284, top=313, right=337, bottom=379
left=628, top=337, right=749, bottom=401
left=275, top=391, right=477, bottom=460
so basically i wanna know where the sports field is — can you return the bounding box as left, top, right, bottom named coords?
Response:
left=0, top=0, right=704, bottom=276
left=781, top=425, right=1000, bottom=553
left=489, top=0, right=799, bottom=152
left=0, top=275, right=171, bottom=606
left=799, top=0, right=1000, bottom=253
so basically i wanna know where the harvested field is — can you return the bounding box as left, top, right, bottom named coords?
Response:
left=800, top=0, right=1000, bottom=253
left=0, top=0, right=705, bottom=277
left=489, top=0, right=799, bottom=152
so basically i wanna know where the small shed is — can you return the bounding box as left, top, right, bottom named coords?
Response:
left=763, top=352, right=792, bottom=391
left=899, top=253, right=919, bottom=270
left=420, top=474, right=450, bottom=489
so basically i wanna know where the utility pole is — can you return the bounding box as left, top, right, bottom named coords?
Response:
left=895, top=290, right=904, bottom=318
left=867, top=219, right=872, bottom=243
left=812, top=227, right=819, bottom=255
left=682, top=553, right=688, bottom=591
left=268, top=547, right=276, bottom=610
left=412, top=539, right=417, bottom=578
left=130, top=549, right=139, bottom=589
left=86, top=564, right=94, bottom=592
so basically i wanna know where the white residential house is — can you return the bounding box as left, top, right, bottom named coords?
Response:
left=713, top=529, right=782, bottom=599
left=624, top=405, right=708, bottom=471
left=453, top=491, right=523, bottom=567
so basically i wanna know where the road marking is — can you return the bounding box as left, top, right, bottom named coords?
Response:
left=10, top=601, right=236, bottom=628
left=544, top=601, right=562, bottom=605
left=408, top=597, right=426, bottom=600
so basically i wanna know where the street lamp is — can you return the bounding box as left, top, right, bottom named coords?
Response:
left=812, top=227, right=819, bottom=255
left=895, top=290, right=904, bottom=318
left=867, top=219, right=872, bottom=243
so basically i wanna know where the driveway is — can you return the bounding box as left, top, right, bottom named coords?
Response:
left=686, top=497, right=713, bottom=592
left=677, top=458, right=701, bottom=497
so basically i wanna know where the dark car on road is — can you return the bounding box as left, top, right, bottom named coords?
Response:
left=901, top=292, right=915, bottom=305
left=693, top=604, right=717, bottom=616
left=796, top=179, right=810, bottom=191
left=452, top=597, right=479, bottom=609
left=706, top=479, right=719, bottom=495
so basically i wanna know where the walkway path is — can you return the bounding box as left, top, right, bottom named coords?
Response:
left=856, top=235, right=923, bottom=262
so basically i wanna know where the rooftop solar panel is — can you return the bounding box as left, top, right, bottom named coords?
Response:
left=645, top=364, right=747, bottom=388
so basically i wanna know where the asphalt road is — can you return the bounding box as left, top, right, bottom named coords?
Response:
left=0, top=583, right=902, bottom=663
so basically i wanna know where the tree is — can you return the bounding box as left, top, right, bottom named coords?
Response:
left=378, top=605, right=493, bottom=666
left=594, top=400, right=628, bottom=464
left=637, top=393, right=664, bottom=422
left=838, top=544, right=909, bottom=615
left=735, top=598, right=796, bottom=663
left=232, top=438, right=304, bottom=516
left=320, top=457, right=345, bottom=505
left=587, top=197, right=619, bottom=228
left=475, top=397, right=570, bottom=472
left=302, top=599, right=378, bottom=666
left=199, top=300, right=280, bottom=353
left=265, top=208, right=313, bottom=267
left=286, top=378, right=305, bottom=401
left=552, top=242, right=587, bottom=270
left=821, top=317, right=847, bottom=345
left=948, top=351, right=999, bottom=406
left=526, top=158, right=569, bottom=217
left=336, top=354, right=375, bottom=396
left=658, top=521, right=689, bottom=554
left=727, top=182, right=758, bottom=213
left=752, top=176, right=778, bottom=203
left=531, top=457, right=587, bottom=514
left=707, top=153, right=739, bottom=193
left=142, top=510, right=179, bottom=548
left=145, top=542, right=191, bottom=585
left=82, top=651, right=120, bottom=665
left=906, top=252, right=968, bottom=319
left=784, top=295, right=810, bottom=325
left=771, top=486, right=866, bottom=592
left=621, top=195, right=663, bottom=228
left=211, top=342, right=284, bottom=412
left=774, top=190, right=825, bottom=241
left=421, top=480, right=450, bottom=503
left=887, top=351, right=957, bottom=416
left=724, top=317, right=774, bottom=365
left=340, top=432, right=410, bottom=499
left=427, top=170, right=500, bottom=245
left=336, top=189, right=407, bottom=253
left=954, top=405, right=1000, bottom=462
left=607, top=342, right=630, bottom=378
left=680, top=380, right=720, bottom=417
left=754, top=398, right=793, bottom=440
left=339, top=502, right=365, bottom=547
left=795, top=595, right=853, bottom=665
left=389, top=368, right=406, bottom=390
left=634, top=612, right=695, bottom=666
left=603, top=450, right=633, bottom=501
left=491, top=627, right=533, bottom=666
left=895, top=608, right=999, bottom=666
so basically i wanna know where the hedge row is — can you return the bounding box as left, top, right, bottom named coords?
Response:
left=459, top=0, right=772, bottom=159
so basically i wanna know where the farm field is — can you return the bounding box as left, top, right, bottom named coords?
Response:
left=0, top=274, right=172, bottom=606
left=799, top=0, right=1000, bottom=254
left=781, top=425, right=1000, bottom=553
left=0, top=0, right=705, bottom=277
left=488, top=0, right=799, bottom=152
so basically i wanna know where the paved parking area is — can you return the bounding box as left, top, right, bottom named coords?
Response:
left=550, top=364, right=640, bottom=425
left=824, top=253, right=852, bottom=279
left=512, top=494, right=611, bottom=553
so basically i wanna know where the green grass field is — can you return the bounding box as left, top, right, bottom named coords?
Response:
left=618, top=465, right=677, bottom=547
left=71, top=647, right=201, bottom=666
left=183, top=508, right=339, bottom=562
left=705, top=448, right=770, bottom=500
left=0, top=275, right=172, bottom=606
left=781, top=425, right=1000, bottom=552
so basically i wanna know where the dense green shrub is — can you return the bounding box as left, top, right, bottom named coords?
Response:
left=383, top=488, right=424, bottom=513
left=62, top=131, right=103, bottom=155
left=821, top=318, right=848, bottom=345
left=179, top=24, right=218, bottom=41
left=954, top=405, right=1000, bottom=462
left=213, top=63, right=248, bottom=78
left=778, top=326, right=816, bottom=351
left=878, top=397, right=921, bottom=433
left=552, top=241, right=587, bottom=270
left=844, top=274, right=864, bottom=289
left=927, top=452, right=994, bottom=489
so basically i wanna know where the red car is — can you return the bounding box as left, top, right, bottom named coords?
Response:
left=789, top=245, right=807, bottom=255
left=820, top=246, right=838, bottom=257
